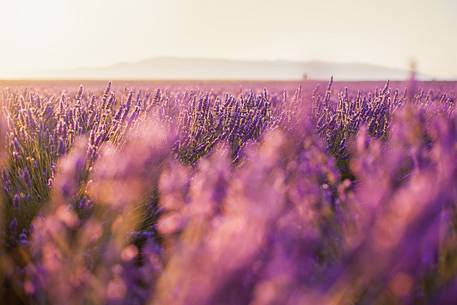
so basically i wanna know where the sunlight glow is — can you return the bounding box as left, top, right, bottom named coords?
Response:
left=0, top=0, right=455, bottom=78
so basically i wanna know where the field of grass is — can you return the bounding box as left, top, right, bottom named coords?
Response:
left=0, top=79, right=456, bottom=305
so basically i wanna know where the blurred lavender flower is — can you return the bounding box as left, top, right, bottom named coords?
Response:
left=0, top=80, right=455, bottom=305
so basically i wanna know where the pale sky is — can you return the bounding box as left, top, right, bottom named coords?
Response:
left=0, top=0, right=456, bottom=78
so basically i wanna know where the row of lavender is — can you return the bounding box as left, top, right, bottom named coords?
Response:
left=1, top=82, right=282, bottom=247
left=0, top=81, right=456, bottom=305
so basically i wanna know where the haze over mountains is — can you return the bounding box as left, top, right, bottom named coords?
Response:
left=46, top=57, right=427, bottom=81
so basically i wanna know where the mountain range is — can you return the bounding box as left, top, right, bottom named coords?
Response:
left=47, top=57, right=427, bottom=81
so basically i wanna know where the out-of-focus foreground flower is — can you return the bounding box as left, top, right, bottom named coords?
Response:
left=0, top=82, right=455, bottom=305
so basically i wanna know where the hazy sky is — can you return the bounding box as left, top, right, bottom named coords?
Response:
left=0, top=0, right=456, bottom=78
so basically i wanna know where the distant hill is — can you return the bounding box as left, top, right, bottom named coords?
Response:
left=48, top=57, right=429, bottom=81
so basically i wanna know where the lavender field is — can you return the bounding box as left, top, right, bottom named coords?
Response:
left=0, top=79, right=456, bottom=305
